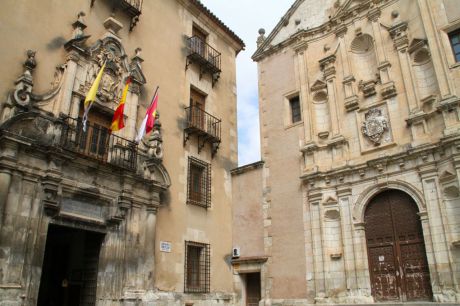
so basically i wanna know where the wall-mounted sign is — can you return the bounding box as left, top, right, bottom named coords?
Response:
left=160, top=241, right=172, bottom=253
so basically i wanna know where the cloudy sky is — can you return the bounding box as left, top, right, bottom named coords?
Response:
left=199, top=1, right=293, bottom=166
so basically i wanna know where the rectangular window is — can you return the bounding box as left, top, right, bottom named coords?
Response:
left=184, top=241, right=210, bottom=293
left=289, top=96, right=301, bottom=123
left=187, top=157, right=211, bottom=208
left=189, top=88, right=206, bottom=130
left=449, top=29, right=460, bottom=62
left=192, top=25, right=208, bottom=57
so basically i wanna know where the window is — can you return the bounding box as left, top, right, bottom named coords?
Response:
left=449, top=29, right=460, bottom=62
left=77, top=102, right=111, bottom=160
left=192, top=25, right=208, bottom=57
left=184, top=241, right=210, bottom=293
left=289, top=96, right=301, bottom=123
left=189, top=88, right=206, bottom=129
left=187, top=157, right=211, bottom=208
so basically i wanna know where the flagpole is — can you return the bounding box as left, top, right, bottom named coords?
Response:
left=149, top=86, right=160, bottom=108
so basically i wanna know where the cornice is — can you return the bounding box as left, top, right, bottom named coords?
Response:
left=300, top=137, right=460, bottom=186
left=253, top=0, right=397, bottom=62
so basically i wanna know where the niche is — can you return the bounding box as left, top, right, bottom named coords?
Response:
left=410, top=39, right=439, bottom=101
left=350, top=33, right=379, bottom=96
left=311, top=80, right=331, bottom=139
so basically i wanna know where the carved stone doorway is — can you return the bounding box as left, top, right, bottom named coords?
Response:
left=364, top=190, right=432, bottom=302
left=37, top=224, right=105, bottom=306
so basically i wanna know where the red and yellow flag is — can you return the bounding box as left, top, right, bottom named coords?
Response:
left=110, top=77, right=131, bottom=132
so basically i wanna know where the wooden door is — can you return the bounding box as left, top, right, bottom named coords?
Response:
left=365, top=190, right=432, bottom=302
left=245, top=273, right=261, bottom=306
left=190, top=88, right=206, bottom=130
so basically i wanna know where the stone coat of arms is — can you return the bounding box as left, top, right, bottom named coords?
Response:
left=361, top=108, right=389, bottom=145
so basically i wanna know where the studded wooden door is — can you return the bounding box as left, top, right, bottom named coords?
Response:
left=364, top=190, right=432, bottom=301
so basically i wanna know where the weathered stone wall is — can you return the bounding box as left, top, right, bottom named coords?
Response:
left=249, top=0, right=460, bottom=304
left=0, top=0, right=242, bottom=305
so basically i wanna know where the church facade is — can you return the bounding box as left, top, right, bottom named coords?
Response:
left=232, top=0, right=460, bottom=305
left=0, top=0, right=243, bottom=305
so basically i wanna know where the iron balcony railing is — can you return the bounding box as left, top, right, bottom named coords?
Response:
left=61, top=117, right=137, bottom=171
left=119, top=0, right=143, bottom=14
left=185, top=105, right=221, bottom=144
left=187, top=36, right=222, bottom=74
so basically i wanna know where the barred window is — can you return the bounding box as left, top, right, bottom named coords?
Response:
left=184, top=241, right=210, bottom=293
left=449, top=29, right=460, bottom=62
left=289, top=96, right=301, bottom=123
left=187, top=157, right=211, bottom=208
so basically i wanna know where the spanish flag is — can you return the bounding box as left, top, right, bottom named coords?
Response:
left=82, top=62, right=106, bottom=131
left=136, top=87, right=159, bottom=143
left=110, top=77, right=131, bottom=132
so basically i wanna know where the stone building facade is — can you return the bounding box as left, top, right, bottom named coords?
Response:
left=232, top=0, right=460, bottom=305
left=0, top=0, right=243, bottom=305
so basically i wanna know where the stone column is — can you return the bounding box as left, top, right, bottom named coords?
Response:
left=337, top=187, right=358, bottom=296
left=0, top=170, right=12, bottom=230
left=293, top=41, right=313, bottom=142
left=123, top=91, right=138, bottom=141
left=0, top=140, right=18, bottom=230
left=58, top=52, right=80, bottom=116
left=309, top=192, right=325, bottom=299
left=419, top=164, right=456, bottom=301
left=389, top=22, right=419, bottom=112
left=320, top=55, right=341, bottom=137
left=143, top=206, right=157, bottom=290
left=353, top=222, right=373, bottom=300
left=335, top=25, right=359, bottom=112
left=417, top=0, right=455, bottom=99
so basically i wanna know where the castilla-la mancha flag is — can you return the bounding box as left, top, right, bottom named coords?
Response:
left=110, top=77, right=131, bottom=132
left=135, top=87, right=159, bottom=143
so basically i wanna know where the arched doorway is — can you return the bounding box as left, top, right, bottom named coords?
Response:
left=364, top=190, right=432, bottom=301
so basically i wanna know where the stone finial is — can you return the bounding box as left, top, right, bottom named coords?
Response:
left=24, top=50, right=37, bottom=72
left=257, top=28, right=266, bottom=47
left=103, top=16, right=123, bottom=35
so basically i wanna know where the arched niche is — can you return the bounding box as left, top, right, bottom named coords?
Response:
left=350, top=33, right=378, bottom=83
left=409, top=39, right=439, bottom=100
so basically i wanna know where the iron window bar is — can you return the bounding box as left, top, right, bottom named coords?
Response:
left=186, top=157, right=211, bottom=209
left=184, top=241, right=210, bottom=293
left=90, top=0, right=143, bottom=31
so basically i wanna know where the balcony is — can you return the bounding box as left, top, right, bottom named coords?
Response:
left=183, top=106, right=221, bottom=157
left=186, top=36, right=221, bottom=87
left=90, top=0, right=143, bottom=31
left=61, top=117, right=138, bottom=171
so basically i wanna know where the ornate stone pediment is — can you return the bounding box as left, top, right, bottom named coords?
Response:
left=82, top=38, right=130, bottom=103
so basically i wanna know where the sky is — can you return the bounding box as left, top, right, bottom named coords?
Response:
left=199, top=1, right=294, bottom=166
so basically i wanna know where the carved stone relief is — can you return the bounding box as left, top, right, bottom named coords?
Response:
left=361, top=108, right=389, bottom=145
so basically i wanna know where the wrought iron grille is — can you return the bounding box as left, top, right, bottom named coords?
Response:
left=186, top=157, right=211, bottom=208
left=184, top=241, right=210, bottom=293
left=187, top=36, right=221, bottom=74
left=61, top=117, right=137, bottom=171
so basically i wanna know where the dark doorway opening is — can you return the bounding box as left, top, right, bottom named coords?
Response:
left=365, top=190, right=432, bottom=302
left=37, top=224, right=105, bottom=306
left=245, top=272, right=261, bottom=306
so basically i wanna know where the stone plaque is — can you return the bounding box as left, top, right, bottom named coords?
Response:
left=61, top=198, right=104, bottom=222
